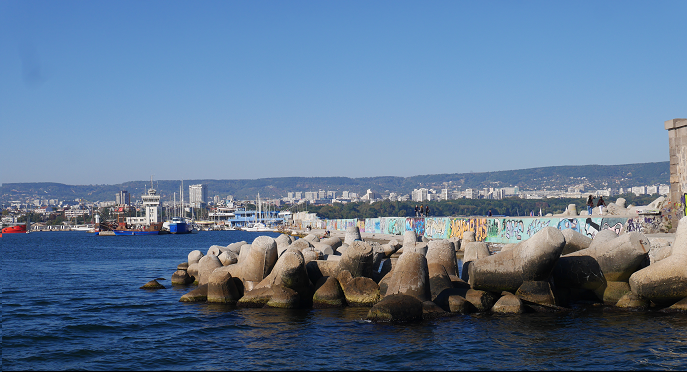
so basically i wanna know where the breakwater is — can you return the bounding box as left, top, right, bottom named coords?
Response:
left=298, top=215, right=663, bottom=243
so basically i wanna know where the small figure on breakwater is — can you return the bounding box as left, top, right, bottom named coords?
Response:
left=597, top=196, right=606, bottom=215
left=587, top=195, right=595, bottom=215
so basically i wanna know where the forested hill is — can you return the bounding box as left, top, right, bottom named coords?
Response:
left=1, top=161, right=669, bottom=203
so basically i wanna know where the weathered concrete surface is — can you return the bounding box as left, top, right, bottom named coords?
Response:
left=630, top=216, right=687, bottom=305
left=340, top=277, right=381, bottom=306
left=566, top=231, right=649, bottom=282
left=197, top=255, right=223, bottom=286
left=312, top=276, right=345, bottom=308
left=553, top=231, right=649, bottom=303
left=469, top=227, right=566, bottom=293
left=344, top=225, right=362, bottom=245
left=253, top=247, right=313, bottom=307
left=265, top=285, right=300, bottom=309
left=366, top=294, right=423, bottom=322
left=179, top=284, right=208, bottom=302
left=463, top=242, right=490, bottom=263
left=223, top=236, right=279, bottom=292
left=336, top=240, right=375, bottom=279
left=515, top=280, right=555, bottom=306
left=561, top=229, right=592, bottom=255
left=188, top=250, right=204, bottom=265
left=207, top=269, right=240, bottom=304
left=385, top=252, right=431, bottom=302
left=492, top=293, right=526, bottom=314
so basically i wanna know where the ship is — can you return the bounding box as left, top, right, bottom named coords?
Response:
left=163, top=217, right=193, bottom=234
left=2, top=223, right=28, bottom=234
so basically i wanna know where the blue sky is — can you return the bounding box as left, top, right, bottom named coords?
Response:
left=1, top=1, right=685, bottom=185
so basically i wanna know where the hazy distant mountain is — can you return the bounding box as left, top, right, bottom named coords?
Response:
left=1, top=161, right=669, bottom=203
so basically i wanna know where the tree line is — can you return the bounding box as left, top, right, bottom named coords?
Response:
left=299, top=194, right=662, bottom=220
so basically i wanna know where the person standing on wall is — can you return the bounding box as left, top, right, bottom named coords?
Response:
left=488, top=209, right=492, bottom=217
left=587, top=195, right=595, bottom=215
left=425, top=205, right=430, bottom=217
left=415, top=205, right=419, bottom=217
left=420, top=204, right=425, bottom=217
left=597, top=196, right=606, bottom=215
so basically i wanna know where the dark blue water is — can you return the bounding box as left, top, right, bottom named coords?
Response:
left=2, top=231, right=687, bottom=370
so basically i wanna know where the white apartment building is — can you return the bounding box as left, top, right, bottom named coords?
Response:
left=464, top=188, right=476, bottom=199
left=412, top=188, right=429, bottom=202
left=189, top=184, right=208, bottom=207
left=631, top=186, right=647, bottom=196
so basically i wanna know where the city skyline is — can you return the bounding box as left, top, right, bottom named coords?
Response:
left=2, top=1, right=685, bottom=185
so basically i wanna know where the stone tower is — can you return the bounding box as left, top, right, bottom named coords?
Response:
left=665, top=118, right=687, bottom=231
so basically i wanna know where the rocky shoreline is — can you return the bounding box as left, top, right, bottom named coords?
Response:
left=142, top=217, right=687, bottom=321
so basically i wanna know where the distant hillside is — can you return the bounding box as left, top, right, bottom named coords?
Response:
left=1, top=161, right=669, bottom=203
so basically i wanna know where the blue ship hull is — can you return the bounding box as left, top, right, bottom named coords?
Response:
left=169, top=222, right=192, bottom=234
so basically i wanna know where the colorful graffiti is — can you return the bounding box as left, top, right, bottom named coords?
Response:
left=424, top=217, right=451, bottom=239
left=406, top=218, right=425, bottom=236
left=320, top=215, right=662, bottom=243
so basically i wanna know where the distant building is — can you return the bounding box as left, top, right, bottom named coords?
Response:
left=361, top=189, right=381, bottom=201
left=464, top=188, right=475, bottom=199
left=412, top=188, right=429, bottom=202
left=659, top=184, right=670, bottom=195
left=116, top=191, right=130, bottom=206
left=440, top=189, right=449, bottom=201
left=189, top=184, right=208, bottom=208
left=631, top=186, right=647, bottom=196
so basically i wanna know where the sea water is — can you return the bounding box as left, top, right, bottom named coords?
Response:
left=2, top=231, right=687, bottom=370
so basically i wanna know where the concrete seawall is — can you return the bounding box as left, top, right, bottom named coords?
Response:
left=294, top=215, right=665, bottom=244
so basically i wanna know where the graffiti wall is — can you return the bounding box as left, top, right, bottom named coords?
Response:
left=321, top=215, right=663, bottom=243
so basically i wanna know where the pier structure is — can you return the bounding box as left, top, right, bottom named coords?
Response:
left=665, top=118, right=687, bottom=231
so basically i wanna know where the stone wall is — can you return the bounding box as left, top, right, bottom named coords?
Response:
left=665, top=118, right=687, bottom=231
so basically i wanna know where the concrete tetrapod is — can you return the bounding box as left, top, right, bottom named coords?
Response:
left=171, top=262, right=194, bottom=285
left=385, top=252, right=431, bottom=302
left=561, top=229, right=592, bottom=255
left=366, top=294, right=424, bottom=322
left=427, top=240, right=459, bottom=277
left=312, top=276, right=346, bottom=308
left=402, top=230, right=418, bottom=247
left=222, top=236, right=279, bottom=292
left=207, top=269, right=240, bottom=304
left=343, top=225, right=362, bottom=246
left=630, top=216, right=687, bottom=306
left=188, top=250, right=204, bottom=265
left=554, top=231, right=649, bottom=304
left=197, top=255, right=223, bottom=286
left=468, top=227, right=566, bottom=293
left=336, top=240, right=375, bottom=279
left=251, top=247, right=313, bottom=307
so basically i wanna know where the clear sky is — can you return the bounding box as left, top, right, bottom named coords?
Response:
left=1, top=1, right=685, bottom=185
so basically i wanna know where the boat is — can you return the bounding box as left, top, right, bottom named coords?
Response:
left=72, top=224, right=94, bottom=232
left=243, top=194, right=276, bottom=232
left=163, top=217, right=193, bottom=234
left=2, top=223, right=28, bottom=234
